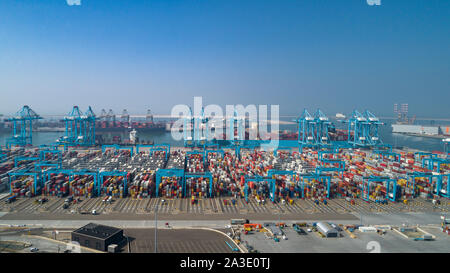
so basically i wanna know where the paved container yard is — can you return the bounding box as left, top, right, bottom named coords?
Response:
left=240, top=224, right=450, bottom=253
left=1, top=144, right=449, bottom=253
left=122, top=228, right=238, bottom=253
left=0, top=195, right=448, bottom=221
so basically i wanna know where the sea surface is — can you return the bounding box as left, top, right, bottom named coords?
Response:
left=0, top=118, right=448, bottom=152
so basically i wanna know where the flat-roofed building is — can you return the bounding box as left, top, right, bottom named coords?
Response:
left=71, top=223, right=124, bottom=252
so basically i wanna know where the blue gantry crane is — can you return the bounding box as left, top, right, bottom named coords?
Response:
left=136, top=143, right=171, bottom=160
left=295, top=108, right=333, bottom=152
left=267, top=169, right=297, bottom=199
left=229, top=110, right=245, bottom=146
left=204, top=148, right=225, bottom=159
left=155, top=169, right=185, bottom=197
left=204, top=148, right=225, bottom=167
left=347, top=110, right=368, bottom=147
left=42, top=168, right=98, bottom=196
left=364, top=110, right=383, bottom=146
left=422, top=156, right=450, bottom=173
left=184, top=172, right=214, bottom=197
left=183, top=106, right=211, bottom=148
left=6, top=106, right=42, bottom=148
left=34, top=162, right=61, bottom=172
left=57, top=106, right=96, bottom=149
left=345, top=110, right=383, bottom=148
left=9, top=172, right=42, bottom=196
left=98, top=171, right=127, bottom=197
left=102, top=144, right=134, bottom=157
left=136, top=144, right=155, bottom=154
left=361, top=176, right=398, bottom=203
left=373, top=149, right=401, bottom=162
left=299, top=173, right=332, bottom=199
left=297, top=109, right=316, bottom=152
left=373, top=144, right=401, bottom=162
left=316, top=163, right=345, bottom=179
left=313, top=109, right=332, bottom=147
left=407, top=172, right=432, bottom=195
left=234, top=142, right=259, bottom=160
left=243, top=175, right=276, bottom=203
left=436, top=174, right=449, bottom=199
left=285, top=108, right=333, bottom=151
left=60, top=106, right=83, bottom=146
left=296, top=173, right=320, bottom=198
left=186, top=150, right=207, bottom=169
left=14, top=156, right=40, bottom=168
left=149, top=144, right=171, bottom=161
left=39, top=146, right=63, bottom=166
left=84, top=106, right=96, bottom=145
left=183, top=107, right=194, bottom=147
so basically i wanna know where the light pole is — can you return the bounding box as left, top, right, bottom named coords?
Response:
left=155, top=200, right=157, bottom=253
left=127, top=235, right=130, bottom=253
left=155, top=199, right=163, bottom=253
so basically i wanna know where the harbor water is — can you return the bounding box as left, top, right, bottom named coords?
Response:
left=0, top=118, right=448, bottom=152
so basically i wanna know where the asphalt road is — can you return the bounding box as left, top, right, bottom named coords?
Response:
left=0, top=211, right=446, bottom=228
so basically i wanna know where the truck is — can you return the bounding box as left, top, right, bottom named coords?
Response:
left=65, top=196, right=73, bottom=203
left=5, top=195, right=16, bottom=203
left=293, top=224, right=307, bottom=235
left=244, top=223, right=262, bottom=230
left=230, top=219, right=249, bottom=225
left=80, top=209, right=98, bottom=215
left=414, top=234, right=434, bottom=241
left=37, top=197, right=48, bottom=204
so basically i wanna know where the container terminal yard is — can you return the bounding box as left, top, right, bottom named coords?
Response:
left=0, top=105, right=449, bottom=253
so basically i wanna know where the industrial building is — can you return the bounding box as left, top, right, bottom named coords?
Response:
left=316, top=222, right=339, bottom=238
left=71, top=223, right=124, bottom=252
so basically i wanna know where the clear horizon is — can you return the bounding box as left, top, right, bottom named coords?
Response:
left=1, top=0, right=449, bottom=118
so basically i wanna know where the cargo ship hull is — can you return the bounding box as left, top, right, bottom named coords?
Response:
left=392, top=124, right=449, bottom=139
left=96, top=127, right=165, bottom=133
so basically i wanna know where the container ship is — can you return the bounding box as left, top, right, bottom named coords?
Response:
left=166, top=118, right=349, bottom=142
left=95, top=128, right=154, bottom=145
left=95, top=121, right=166, bottom=133
left=95, top=109, right=166, bottom=133
left=279, top=128, right=348, bottom=141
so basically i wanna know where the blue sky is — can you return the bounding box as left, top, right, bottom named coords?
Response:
left=0, top=0, right=449, bottom=117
